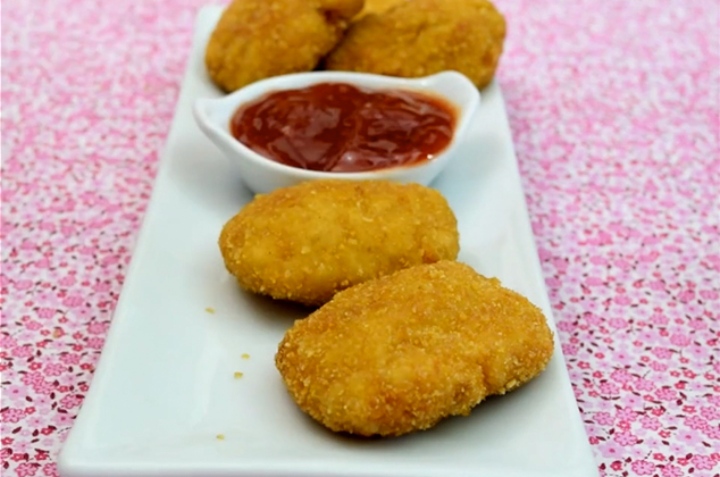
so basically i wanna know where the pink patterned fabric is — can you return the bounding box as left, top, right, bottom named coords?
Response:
left=1, top=0, right=718, bottom=476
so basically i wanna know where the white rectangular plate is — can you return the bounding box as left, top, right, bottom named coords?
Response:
left=58, top=6, right=598, bottom=477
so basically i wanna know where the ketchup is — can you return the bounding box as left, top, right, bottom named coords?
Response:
left=229, top=83, right=456, bottom=172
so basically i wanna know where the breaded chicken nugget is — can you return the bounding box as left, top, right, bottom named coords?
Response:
left=219, top=180, right=459, bottom=306
left=206, top=0, right=364, bottom=93
left=326, top=0, right=506, bottom=89
left=276, top=261, right=554, bottom=436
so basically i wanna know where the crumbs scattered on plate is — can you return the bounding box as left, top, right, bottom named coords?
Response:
left=241, top=353, right=250, bottom=359
left=216, top=434, right=225, bottom=440
left=205, top=307, right=216, bottom=314
left=234, top=371, right=244, bottom=379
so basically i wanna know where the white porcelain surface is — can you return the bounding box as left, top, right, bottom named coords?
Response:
left=57, top=6, right=599, bottom=477
left=193, top=69, right=479, bottom=194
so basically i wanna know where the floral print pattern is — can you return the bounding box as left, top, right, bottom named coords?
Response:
left=1, top=0, right=718, bottom=476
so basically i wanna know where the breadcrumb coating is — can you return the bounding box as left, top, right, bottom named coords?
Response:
left=354, top=0, right=403, bottom=19
left=326, top=0, right=506, bottom=89
left=275, top=260, right=554, bottom=436
left=218, top=180, right=459, bottom=306
left=205, top=0, right=363, bottom=92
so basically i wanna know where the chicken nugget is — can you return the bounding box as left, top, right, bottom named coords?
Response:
left=205, top=0, right=364, bottom=93
left=326, top=0, right=506, bottom=89
left=219, top=180, right=459, bottom=306
left=275, top=260, right=554, bottom=436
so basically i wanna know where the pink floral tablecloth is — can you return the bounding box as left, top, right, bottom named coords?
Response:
left=2, top=0, right=719, bottom=476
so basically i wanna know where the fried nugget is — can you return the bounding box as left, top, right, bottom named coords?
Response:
left=219, top=180, right=459, bottom=306
left=205, top=0, right=364, bottom=93
left=326, top=0, right=506, bottom=89
left=276, top=261, right=554, bottom=436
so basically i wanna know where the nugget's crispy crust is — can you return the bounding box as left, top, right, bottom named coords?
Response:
left=275, top=261, right=554, bottom=436
left=354, top=0, right=403, bottom=19
left=205, top=0, right=363, bottom=92
left=326, top=0, right=506, bottom=89
left=219, top=180, right=459, bottom=306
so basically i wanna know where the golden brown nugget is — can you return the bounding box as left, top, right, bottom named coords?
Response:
left=205, top=0, right=363, bottom=92
left=326, top=0, right=506, bottom=89
left=219, top=180, right=459, bottom=306
left=275, top=261, right=554, bottom=437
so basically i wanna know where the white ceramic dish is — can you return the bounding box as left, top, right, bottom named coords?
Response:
left=193, top=70, right=480, bottom=194
left=58, top=6, right=599, bottom=477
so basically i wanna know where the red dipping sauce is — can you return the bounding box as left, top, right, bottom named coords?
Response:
left=229, top=83, right=456, bottom=173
